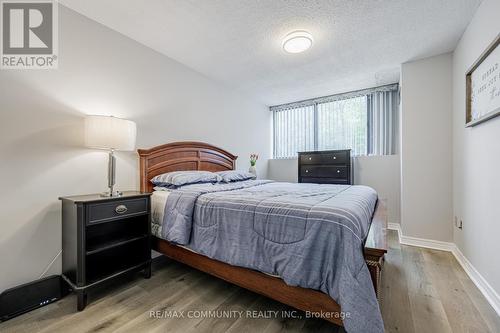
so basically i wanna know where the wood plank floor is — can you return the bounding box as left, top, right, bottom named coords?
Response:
left=1, top=230, right=498, bottom=333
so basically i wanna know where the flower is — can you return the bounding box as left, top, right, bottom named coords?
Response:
left=250, top=153, right=259, bottom=166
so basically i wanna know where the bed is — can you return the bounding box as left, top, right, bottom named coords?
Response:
left=138, top=141, right=387, bottom=332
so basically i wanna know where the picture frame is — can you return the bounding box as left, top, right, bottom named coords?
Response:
left=465, top=33, right=500, bottom=127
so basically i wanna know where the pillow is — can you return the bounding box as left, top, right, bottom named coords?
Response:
left=151, top=171, right=221, bottom=188
left=216, top=170, right=255, bottom=183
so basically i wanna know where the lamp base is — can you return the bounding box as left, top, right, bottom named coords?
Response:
left=102, top=149, right=121, bottom=198
left=100, top=190, right=123, bottom=198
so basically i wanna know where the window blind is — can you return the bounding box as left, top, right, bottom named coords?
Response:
left=272, top=84, right=399, bottom=159
left=367, top=90, right=399, bottom=155
left=317, top=96, right=368, bottom=156
left=273, top=105, right=315, bottom=159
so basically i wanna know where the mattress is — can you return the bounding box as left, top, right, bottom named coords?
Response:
left=151, top=190, right=170, bottom=238
left=152, top=190, right=170, bottom=225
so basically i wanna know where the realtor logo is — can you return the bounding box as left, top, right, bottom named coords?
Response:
left=1, top=0, right=58, bottom=69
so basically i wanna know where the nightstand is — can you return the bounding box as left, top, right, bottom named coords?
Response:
left=59, top=191, right=152, bottom=311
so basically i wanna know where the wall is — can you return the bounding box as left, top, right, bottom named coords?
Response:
left=267, top=158, right=297, bottom=183
left=268, top=155, right=401, bottom=224
left=0, top=6, right=270, bottom=292
left=354, top=155, right=401, bottom=225
left=452, top=0, right=500, bottom=297
left=400, top=53, right=453, bottom=242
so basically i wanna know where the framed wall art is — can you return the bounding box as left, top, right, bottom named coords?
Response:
left=466, top=33, right=500, bottom=127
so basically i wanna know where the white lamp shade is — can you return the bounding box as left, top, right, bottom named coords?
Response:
left=84, top=115, right=137, bottom=151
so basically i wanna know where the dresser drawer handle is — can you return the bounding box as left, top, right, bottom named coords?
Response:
left=115, top=205, right=128, bottom=214
left=305, top=169, right=309, bottom=173
left=308, top=157, right=312, bottom=160
left=337, top=170, right=341, bottom=173
left=333, top=156, right=337, bottom=159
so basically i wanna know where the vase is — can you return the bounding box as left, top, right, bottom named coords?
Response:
left=248, top=165, right=257, bottom=179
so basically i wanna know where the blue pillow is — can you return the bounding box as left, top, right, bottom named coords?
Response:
left=216, top=170, right=255, bottom=183
left=151, top=171, right=221, bottom=188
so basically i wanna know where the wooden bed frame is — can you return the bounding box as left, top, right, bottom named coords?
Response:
left=138, top=141, right=387, bottom=327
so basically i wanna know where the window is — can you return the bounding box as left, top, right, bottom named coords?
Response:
left=272, top=85, right=399, bottom=159
left=317, top=96, right=368, bottom=155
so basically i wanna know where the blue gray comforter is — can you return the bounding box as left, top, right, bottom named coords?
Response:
left=159, top=180, right=383, bottom=333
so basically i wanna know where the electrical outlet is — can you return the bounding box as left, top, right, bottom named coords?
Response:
left=454, top=216, right=463, bottom=229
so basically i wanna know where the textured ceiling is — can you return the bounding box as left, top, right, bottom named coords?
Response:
left=60, top=0, right=481, bottom=105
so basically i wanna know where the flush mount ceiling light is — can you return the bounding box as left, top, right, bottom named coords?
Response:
left=282, top=31, right=313, bottom=54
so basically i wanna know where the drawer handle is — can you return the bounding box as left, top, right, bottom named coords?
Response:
left=337, top=170, right=341, bottom=173
left=308, top=157, right=312, bottom=160
left=305, top=170, right=309, bottom=173
left=333, top=156, right=337, bottom=159
left=115, top=205, right=128, bottom=214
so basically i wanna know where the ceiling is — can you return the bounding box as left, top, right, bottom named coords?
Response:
left=60, top=0, right=482, bottom=106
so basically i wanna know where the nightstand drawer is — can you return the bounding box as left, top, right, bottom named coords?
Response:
left=87, top=198, right=148, bottom=225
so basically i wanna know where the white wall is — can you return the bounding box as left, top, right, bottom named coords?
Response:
left=267, top=158, right=298, bottom=183
left=0, top=6, right=270, bottom=292
left=354, top=155, right=401, bottom=225
left=268, top=155, right=401, bottom=224
left=452, top=0, right=500, bottom=297
left=400, top=53, right=453, bottom=242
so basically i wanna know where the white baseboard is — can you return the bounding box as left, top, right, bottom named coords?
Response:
left=387, top=222, right=402, bottom=241
left=399, top=235, right=454, bottom=252
left=451, top=245, right=500, bottom=316
left=388, top=222, right=453, bottom=251
left=387, top=223, right=500, bottom=316
left=387, top=222, right=400, bottom=231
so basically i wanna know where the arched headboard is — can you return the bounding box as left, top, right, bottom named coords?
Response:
left=138, top=141, right=238, bottom=192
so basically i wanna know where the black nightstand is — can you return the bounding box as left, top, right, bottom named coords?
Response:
left=59, top=191, right=152, bottom=311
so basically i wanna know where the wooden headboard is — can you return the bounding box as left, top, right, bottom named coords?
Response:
left=138, top=141, right=238, bottom=192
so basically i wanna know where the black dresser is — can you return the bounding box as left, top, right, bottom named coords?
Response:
left=59, top=191, right=152, bottom=311
left=298, top=149, right=352, bottom=185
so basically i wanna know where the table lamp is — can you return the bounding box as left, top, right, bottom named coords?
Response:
left=84, top=115, right=137, bottom=197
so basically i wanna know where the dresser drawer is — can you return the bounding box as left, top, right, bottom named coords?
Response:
left=87, top=198, right=148, bottom=225
left=300, top=165, right=348, bottom=179
left=300, top=151, right=349, bottom=165
left=300, top=177, right=350, bottom=185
